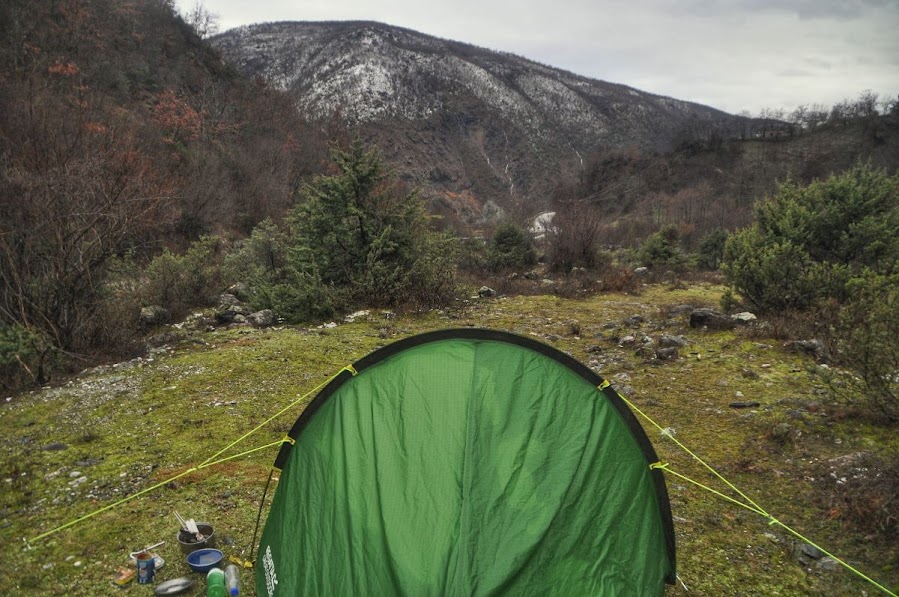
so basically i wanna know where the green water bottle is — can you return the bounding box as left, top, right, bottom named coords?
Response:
left=207, top=567, right=226, bottom=597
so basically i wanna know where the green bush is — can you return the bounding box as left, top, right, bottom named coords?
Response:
left=834, top=271, right=899, bottom=421
left=0, top=324, right=53, bottom=389
left=250, top=268, right=337, bottom=322
left=238, top=140, right=459, bottom=322
left=144, top=235, right=225, bottom=317
left=722, top=164, right=899, bottom=419
left=638, top=225, right=689, bottom=270
left=723, top=164, right=899, bottom=312
left=487, top=221, right=536, bottom=271
left=697, top=228, right=729, bottom=270
left=224, top=218, right=289, bottom=286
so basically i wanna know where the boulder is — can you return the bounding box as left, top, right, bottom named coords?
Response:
left=658, top=334, right=688, bottom=348
left=216, top=304, right=251, bottom=324
left=247, top=309, right=275, bottom=328
left=478, top=286, right=496, bottom=298
left=655, top=347, right=679, bottom=361
left=689, top=308, right=735, bottom=330
left=731, top=311, right=757, bottom=324
left=139, top=305, right=169, bottom=328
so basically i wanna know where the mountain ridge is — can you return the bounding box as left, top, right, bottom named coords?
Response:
left=212, top=21, right=746, bottom=222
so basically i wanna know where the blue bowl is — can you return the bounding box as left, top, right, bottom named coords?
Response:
left=186, top=548, right=223, bottom=573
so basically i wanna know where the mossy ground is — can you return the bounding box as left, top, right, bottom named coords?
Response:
left=1, top=283, right=896, bottom=595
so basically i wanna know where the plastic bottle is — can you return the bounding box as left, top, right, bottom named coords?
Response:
left=207, top=567, right=226, bottom=597
left=224, top=564, right=241, bottom=596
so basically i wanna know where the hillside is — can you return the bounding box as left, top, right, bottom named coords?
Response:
left=2, top=286, right=897, bottom=595
left=0, top=0, right=331, bottom=367
left=211, top=21, right=747, bottom=222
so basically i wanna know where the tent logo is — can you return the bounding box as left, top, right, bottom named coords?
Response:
left=262, top=544, right=278, bottom=596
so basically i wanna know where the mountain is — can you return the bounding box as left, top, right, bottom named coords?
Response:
left=212, top=21, right=745, bottom=225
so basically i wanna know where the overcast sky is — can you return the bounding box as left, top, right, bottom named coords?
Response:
left=176, top=0, right=899, bottom=115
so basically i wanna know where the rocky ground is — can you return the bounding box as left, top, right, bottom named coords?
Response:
left=1, top=282, right=897, bottom=595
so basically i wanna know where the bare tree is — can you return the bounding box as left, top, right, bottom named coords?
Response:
left=183, top=1, right=219, bottom=38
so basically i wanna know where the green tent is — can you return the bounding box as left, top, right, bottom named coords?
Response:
left=257, top=329, right=676, bottom=596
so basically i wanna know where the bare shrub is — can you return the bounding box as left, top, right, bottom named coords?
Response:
left=814, top=452, right=899, bottom=552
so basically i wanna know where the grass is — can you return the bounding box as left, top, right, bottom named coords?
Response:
left=1, top=283, right=897, bottom=595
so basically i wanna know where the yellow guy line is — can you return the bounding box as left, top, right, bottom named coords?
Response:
left=29, top=365, right=357, bottom=544
left=618, top=391, right=898, bottom=597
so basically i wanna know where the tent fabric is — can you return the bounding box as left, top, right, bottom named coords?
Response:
left=257, top=329, right=676, bottom=596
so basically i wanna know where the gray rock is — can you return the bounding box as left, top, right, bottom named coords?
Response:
left=247, top=309, right=275, bottom=328
left=655, top=347, right=679, bottom=361
left=800, top=543, right=824, bottom=560
left=478, top=286, right=496, bottom=298
left=215, top=305, right=251, bottom=324
left=218, top=293, right=240, bottom=307
left=634, top=267, right=649, bottom=276
left=689, top=308, right=736, bottom=330
left=41, top=442, right=68, bottom=451
left=619, top=335, right=637, bottom=347
left=668, top=304, right=694, bottom=315
left=731, top=311, right=757, bottom=324
left=771, top=423, right=794, bottom=442
left=816, top=557, right=838, bottom=572
left=784, top=339, right=827, bottom=361
left=139, top=306, right=169, bottom=328
left=623, top=315, right=645, bottom=326
left=524, top=270, right=540, bottom=280
left=740, top=367, right=760, bottom=380
left=658, top=334, right=688, bottom=348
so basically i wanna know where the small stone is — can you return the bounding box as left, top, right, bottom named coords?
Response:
left=800, top=543, right=824, bottom=559
left=658, top=334, right=687, bottom=348
left=41, top=442, right=69, bottom=451
left=784, top=339, right=827, bottom=361
left=740, top=368, right=760, bottom=380
left=634, top=267, right=649, bottom=276
left=771, top=423, right=794, bottom=441
left=735, top=391, right=744, bottom=398
left=69, top=471, right=83, bottom=478
left=816, top=557, right=838, bottom=572
left=655, top=347, right=679, bottom=361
